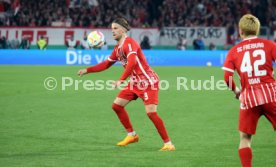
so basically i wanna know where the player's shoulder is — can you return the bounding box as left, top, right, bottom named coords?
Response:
left=122, top=37, right=140, bottom=51
left=227, top=43, right=239, bottom=56
left=261, top=38, right=276, bottom=46
left=124, top=37, right=138, bottom=45
left=228, top=38, right=271, bottom=54
left=248, top=37, right=275, bottom=46
left=250, top=38, right=276, bottom=51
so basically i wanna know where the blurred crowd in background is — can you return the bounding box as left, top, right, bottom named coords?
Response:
left=0, top=0, right=275, bottom=50
left=1, top=0, right=275, bottom=29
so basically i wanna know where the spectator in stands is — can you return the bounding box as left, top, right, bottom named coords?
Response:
left=2, top=0, right=276, bottom=34
left=20, top=36, right=30, bottom=49
left=193, top=37, right=205, bottom=50
left=9, top=38, right=20, bottom=49
left=80, top=36, right=89, bottom=50
left=2, top=0, right=276, bottom=50
left=66, top=35, right=78, bottom=49
left=208, top=42, right=216, bottom=50
left=140, top=36, right=151, bottom=50
left=0, top=2, right=5, bottom=13
left=176, top=37, right=187, bottom=50
left=37, top=36, right=47, bottom=50
left=223, top=44, right=229, bottom=50
left=0, top=36, right=8, bottom=49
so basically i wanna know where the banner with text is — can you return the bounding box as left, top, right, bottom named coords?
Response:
left=0, top=27, right=159, bottom=46
left=160, top=27, right=227, bottom=46
left=0, top=50, right=227, bottom=66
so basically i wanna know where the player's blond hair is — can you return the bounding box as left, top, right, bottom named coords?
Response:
left=113, top=17, right=130, bottom=31
left=239, top=14, right=260, bottom=36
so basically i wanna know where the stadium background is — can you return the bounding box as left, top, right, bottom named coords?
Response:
left=0, top=0, right=276, bottom=167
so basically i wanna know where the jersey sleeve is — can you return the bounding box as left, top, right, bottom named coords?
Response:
left=224, top=70, right=237, bottom=91
left=222, top=49, right=235, bottom=73
left=86, top=59, right=115, bottom=73
left=108, top=49, right=118, bottom=62
left=123, top=38, right=139, bottom=58
left=119, top=54, right=137, bottom=80
left=271, top=41, right=276, bottom=61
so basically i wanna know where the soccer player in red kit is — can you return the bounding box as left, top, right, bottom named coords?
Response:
left=78, top=17, right=175, bottom=151
left=223, top=14, right=276, bottom=167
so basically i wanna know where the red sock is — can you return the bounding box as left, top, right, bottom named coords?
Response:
left=239, top=147, right=252, bottom=167
left=112, top=103, right=134, bottom=133
left=147, top=112, right=170, bottom=143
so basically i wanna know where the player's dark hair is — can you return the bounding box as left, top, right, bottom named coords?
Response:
left=112, top=17, right=131, bottom=31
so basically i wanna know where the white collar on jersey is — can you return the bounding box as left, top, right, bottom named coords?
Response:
left=242, top=36, right=257, bottom=41
left=118, top=36, right=127, bottom=48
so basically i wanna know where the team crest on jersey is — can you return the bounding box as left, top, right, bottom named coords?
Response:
left=116, top=47, right=127, bottom=66
left=118, top=56, right=127, bottom=66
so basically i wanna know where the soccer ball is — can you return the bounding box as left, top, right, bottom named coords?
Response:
left=206, top=61, right=212, bottom=67
left=87, top=30, right=105, bottom=48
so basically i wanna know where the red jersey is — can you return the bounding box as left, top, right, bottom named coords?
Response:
left=108, top=37, right=159, bottom=86
left=223, top=37, right=276, bottom=109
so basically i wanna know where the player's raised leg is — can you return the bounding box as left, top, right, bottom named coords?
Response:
left=112, top=97, right=139, bottom=146
left=238, top=132, right=252, bottom=167
left=145, top=104, right=175, bottom=151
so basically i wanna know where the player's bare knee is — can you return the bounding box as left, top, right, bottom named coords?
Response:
left=113, top=98, right=129, bottom=108
left=240, top=132, right=252, bottom=140
left=145, top=104, right=157, bottom=113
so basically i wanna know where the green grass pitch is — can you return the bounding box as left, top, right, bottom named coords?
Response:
left=0, top=66, right=275, bottom=167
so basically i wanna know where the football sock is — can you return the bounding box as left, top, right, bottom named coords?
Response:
left=239, top=147, right=252, bottom=167
left=112, top=103, right=134, bottom=133
left=147, top=112, right=170, bottom=143
left=165, top=141, right=172, bottom=145
left=127, top=131, right=136, bottom=136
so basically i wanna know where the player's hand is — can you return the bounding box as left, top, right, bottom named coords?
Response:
left=78, top=69, right=87, bottom=77
left=97, top=41, right=105, bottom=48
left=112, top=80, right=124, bottom=89
left=234, top=88, right=240, bottom=100
left=92, top=41, right=105, bottom=49
left=235, top=91, right=240, bottom=100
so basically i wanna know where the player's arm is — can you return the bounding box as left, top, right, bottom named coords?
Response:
left=113, top=39, right=138, bottom=88
left=78, top=51, right=117, bottom=76
left=112, top=53, right=137, bottom=88
left=78, top=59, right=116, bottom=76
left=271, top=41, right=276, bottom=62
left=119, top=39, right=139, bottom=80
left=119, top=54, right=137, bottom=80
left=223, top=70, right=240, bottom=99
left=222, top=50, right=240, bottom=99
